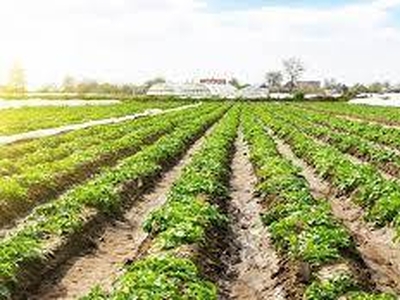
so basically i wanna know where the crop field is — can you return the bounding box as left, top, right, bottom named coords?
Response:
left=1, top=100, right=400, bottom=299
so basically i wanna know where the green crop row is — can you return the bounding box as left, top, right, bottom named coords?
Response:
left=242, top=106, right=396, bottom=300
left=0, top=104, right=228, bottom=298
left=257, top=105, right=400, bottom=232
left=272, top=105, right=400, bottom=177
left=293, top=104, right=400, bottom=150
left=80, top=106, right=240, bottom=299
left=0, top=100, right=186, bottom=135
left=299, top=102, right=400, bottom=125
left=0, top=104, right=216, bottom=229
left=144, top=105, right=239, bottom=250
left=81, top=255, right=217, bottom=300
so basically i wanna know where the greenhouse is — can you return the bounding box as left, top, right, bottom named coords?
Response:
left=147, top=82, right=238, bottom=99
left=239, top=85, right=269, bottom=99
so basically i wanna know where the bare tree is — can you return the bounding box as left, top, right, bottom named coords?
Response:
left=265, top=71, right=283, bottom=91
left=283, top=57, right=305, bottom=91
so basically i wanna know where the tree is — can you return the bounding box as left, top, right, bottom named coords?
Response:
left=283, top=57, right=305, bottom=91
left=62, top=76, right=76, bottom=93
left=7, top=62, right=26, bottom=93
left=265, top=71, right=283, bottom=91
left=229, top=78, right=241, bottom=89
left=324, top=78, right=339, bottom=89
left=229, top=77, right=249, bottom=90
left=143, top=77, right=166, bottom=91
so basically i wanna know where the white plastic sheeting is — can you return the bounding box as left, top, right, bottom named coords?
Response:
left=147, top=82, right=237, bottom=99
left=0, top=103, right=201, bottom=146
left=0, top=100, right=120, bottom=110
left=350, top=93, right=400, bottom=107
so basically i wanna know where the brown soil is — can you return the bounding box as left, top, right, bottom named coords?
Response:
left=219, top=132, right=286, bottom=300
left=29, top=121, right=212, bottom=300
left=270, top=129, right=400, bottom=294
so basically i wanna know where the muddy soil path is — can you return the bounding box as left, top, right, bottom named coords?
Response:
left=219, top=131, right=285, bottom=300
left=31, top=121, right=211, bottom=300
left=266, top=127, right=400, bottom=294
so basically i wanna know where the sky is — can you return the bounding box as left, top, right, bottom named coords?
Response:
left=0, top=0, right=400, bottom=88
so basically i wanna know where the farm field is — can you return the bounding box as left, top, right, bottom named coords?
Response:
left=0, top=100, right=187, bottom=136
left=1, top=101, right=400, bottom=300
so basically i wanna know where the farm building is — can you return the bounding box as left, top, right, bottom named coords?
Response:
left=239, top=84, right=269, bottom=99
left=147, top=80, right=238, bottom=99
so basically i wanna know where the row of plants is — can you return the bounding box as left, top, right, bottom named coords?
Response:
left=290, top=104, right=400, bottom=151
left=0, top=104, right=217, bottom=229
left=80, top=106, right=240, bottom=299
left=242, top=107, right=396, bottom=299
left=0, top=103, right=201, bottom=164
left=257, top=105, right=400, bottom=232
left=299, top=102, right=400, bottom=125
left=272, top=104, right=400, bottom=177
left=0, top=100, right=187, bottom=135
left=0, top=104, right=229, bottom=298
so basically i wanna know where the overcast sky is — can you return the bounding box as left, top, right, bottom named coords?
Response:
left=0, top=0, right=399, bottom=87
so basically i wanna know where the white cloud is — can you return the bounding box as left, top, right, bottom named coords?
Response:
left=0, top=0, right=399, bottom=87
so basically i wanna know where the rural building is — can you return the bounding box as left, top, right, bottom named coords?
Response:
left=239, top=84, right=269, bottom=99
left=147, top=79, right=238, bottom=99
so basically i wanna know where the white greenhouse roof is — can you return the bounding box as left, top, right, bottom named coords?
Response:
left=147, top=82, right=238, bottom=99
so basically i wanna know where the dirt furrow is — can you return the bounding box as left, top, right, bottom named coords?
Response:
left=219, top=131, right=285, bottom=300
left=31, top=123, right=212, bottom=300
left=267, top=127, right=400, bottom=294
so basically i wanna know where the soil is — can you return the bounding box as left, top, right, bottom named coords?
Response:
left=269, top=128, right=400, bottom=294
left=30, top=117, right=210, bottom=300
left=219, top=131, right=286, bottom=300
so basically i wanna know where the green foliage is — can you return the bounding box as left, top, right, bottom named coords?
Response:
left=83, top=255, right=217, bottom=300
left=243, top=109, right=351, bottom=266
left=304, top=274, right=356, bottom=300
left=144, top=107, right=239, bottom=250
left=259, top=103, right=400, bottom=232
left=347, top=292, right=397, bottom=300
left=0, top=104, right=228, bottom=293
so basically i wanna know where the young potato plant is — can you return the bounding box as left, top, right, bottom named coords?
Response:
left=305, top=274, right=396, bottom=300
left=276, top=105, right=400, bottom=177
left=293, top=104, right=400, bottom=151
left=299, top=101, right=400, bottom=126
left=0, top=104, right=229, bottom=296
left=81, top=255, right=216, bottom=300
left=0, top=104, right=218, bottom=228
left=258, top=105, right=400, bottom=231
left=81, top=106, right=240, bottom=299
left=144, top=106, right=239, bottom=250
left=0, top=100, right=186, bottom=135
left=243, top=110, right=350, bottom=266
left=243, top=107, right=396, bottom=299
